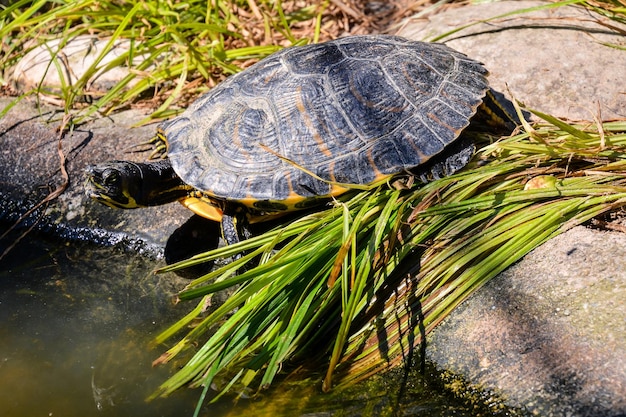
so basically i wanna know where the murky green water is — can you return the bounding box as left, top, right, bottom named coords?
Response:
left=0, top=230, right=516, bottom=417
left=0, top=233, right=203, bottom=416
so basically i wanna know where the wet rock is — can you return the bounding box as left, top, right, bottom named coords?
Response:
left=397, top=1, right=626, bottom=121
left=0, top=96, right=191, bottom=257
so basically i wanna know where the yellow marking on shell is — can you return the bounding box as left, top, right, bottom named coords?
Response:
left=285, top=170, right=294, bottom=196
left=295, top=86, right=333, bottom=158
left=181, top=173, right=392, bottom=224
left=231, top=110, right=250, bottom=161
left=328, top=183, right=350, bottom=197
left=366, top=147, right=384, bottom=179
left=327, top=160, right=338, bottom=183
left=427, top=111, right=462, bottom=136
left=237, top=192, right=305, bottom=211
left=376, top=172, right=394, bottom=182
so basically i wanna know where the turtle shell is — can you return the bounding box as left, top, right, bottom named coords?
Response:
left=162, top=35, right=489, bottom=213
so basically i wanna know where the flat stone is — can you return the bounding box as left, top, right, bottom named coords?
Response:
left=10, top=35, right=151, bottom=100
left=397, top=1, right=626, bottom=121
left=426, top=226, right=626, bottom=416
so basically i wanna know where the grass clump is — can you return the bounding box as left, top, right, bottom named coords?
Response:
left=0, top=0, right=335, bottom=123
left=150, top=115, right=626, bottom=405
left=0, top=0, right=414, bottom=124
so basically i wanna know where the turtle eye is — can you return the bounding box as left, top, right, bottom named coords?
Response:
left=102, top=169, right=121, bottom=186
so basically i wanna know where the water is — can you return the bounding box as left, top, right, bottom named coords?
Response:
left=0, top=230, right=520, bottom=417
left=0, top=232, right=202, bottom=416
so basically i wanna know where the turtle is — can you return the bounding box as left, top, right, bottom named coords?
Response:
left=85, top=35, right=518, bottom=244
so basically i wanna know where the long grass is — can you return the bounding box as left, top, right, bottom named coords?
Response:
left=2, top=0, right=623, bottom=123
left=0, top=0, right=327, bottom=124
left=150, top=116, right=626, bottom=403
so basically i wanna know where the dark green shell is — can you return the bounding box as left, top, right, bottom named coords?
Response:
left=161, top=35, right=489, bottom=211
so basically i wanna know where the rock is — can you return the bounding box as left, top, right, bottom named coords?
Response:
left=397, top=1, right=626, bottom=121
left=0, top=96, right=190, bottom=257
left=426, top=226, right=626, bottom=416
left=9, top=35, right=152, bottom=101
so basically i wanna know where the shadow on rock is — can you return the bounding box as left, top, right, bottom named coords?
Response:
left=163, top=214, right=221, bottom=279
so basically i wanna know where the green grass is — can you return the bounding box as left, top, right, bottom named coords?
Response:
left=0, top=0, right=327, bottom=124
left=150, top=116, right=626, bottom=404
left=2, top=0, right=623, bottom=123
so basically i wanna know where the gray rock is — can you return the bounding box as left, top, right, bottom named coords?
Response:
left=9, top=35, right=153, bottom=101
left=0, top=97, right=189, bottom=256
left=426, top=226, right=626, bottom=416
left=397, top=1, right=626, bottom=121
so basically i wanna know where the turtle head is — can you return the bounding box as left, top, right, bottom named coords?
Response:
left=85, top=161, right=149, bottom=209
left=85, top=160, right=190, bottom=209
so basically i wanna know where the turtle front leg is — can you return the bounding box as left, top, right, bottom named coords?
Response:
left=221, top=209, right=251, bottom=246
left=221, top=210, right=252, bottom=267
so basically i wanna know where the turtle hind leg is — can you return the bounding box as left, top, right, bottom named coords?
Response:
left=412, top=137, right=475, bottom=183
left=472, top=88, right=530, bottom=134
